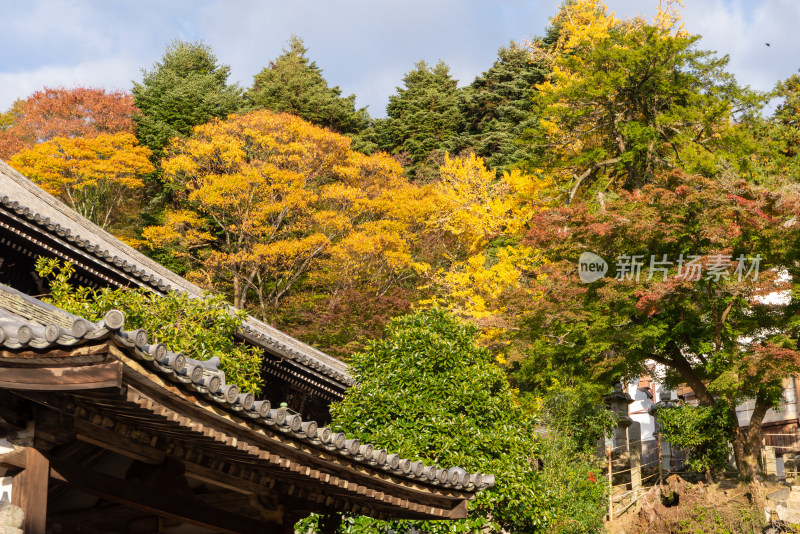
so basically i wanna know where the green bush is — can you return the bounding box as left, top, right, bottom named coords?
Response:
left=36, top=257, right=263, bottom=394
left=655, top=400, right=735, bottom=475
left=328, top=308, right=545, bottom=532
left=528, top=386, right=616, bottom=533
left=319, top=308, right=608, bottom=532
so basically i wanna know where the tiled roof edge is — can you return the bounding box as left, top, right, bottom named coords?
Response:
left=0, top=302, right=494, bottom=492
left=0, top=187, right=351, bottom=385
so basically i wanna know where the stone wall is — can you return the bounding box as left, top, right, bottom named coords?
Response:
left=0, top=495, right=23, bottom=534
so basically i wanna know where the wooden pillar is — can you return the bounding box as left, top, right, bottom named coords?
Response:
left=628, top=422, right=642, bottom=510
left=607, top=448, right=613, bottom=521
left=11, top=448, right=48, bottom=534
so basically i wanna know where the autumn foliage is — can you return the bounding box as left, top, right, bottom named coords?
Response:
left=9, top=133, right=153, bottom=228
left=6, top=0, right=800, bottom=493
left=518, top=171, right=800, bottom=476
left=0, top=87, right=136, bottom=160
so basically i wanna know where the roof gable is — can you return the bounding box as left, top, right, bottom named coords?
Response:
left=0, top=160, right=351, bottom=389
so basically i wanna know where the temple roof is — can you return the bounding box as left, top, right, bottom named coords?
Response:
left=0, top=160, right=351, bottom=389
left=0, top=282, right=493, bottom=522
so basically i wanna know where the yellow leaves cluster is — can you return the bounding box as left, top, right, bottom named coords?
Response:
left=438, top=246, right=539, bottom=320
left=429, top=153, right=510, bottom=255
left=429, top=153, right=550, bottom=255
left=550, top=0, right=618, bottom=56
left=320, top=220, right=428, bottom=297
left=530, top=0, right=620, bottom=91
left=423, top=154, right=549, bottom=346
left=655, top=0, right=687, bottom=36
left=146, top=110, right=432, bottom=312
left=9, top=132, right=153, bottom=228
left=141, top=210, right=215, bottom=251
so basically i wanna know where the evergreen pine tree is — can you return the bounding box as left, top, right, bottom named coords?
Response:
left=132, top=40, right=244, bottom=160
left=247, top=36, right=369, bottom=137
left=375, top=60, right=463, bottom=180
left=452, top=42, right=546, bottom=174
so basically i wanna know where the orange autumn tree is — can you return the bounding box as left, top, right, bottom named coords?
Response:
left=0, top=87, right=136, bottom=160
left=143, top=110, right=430, bottom=321
left=9, top=133, right=153, bottom=229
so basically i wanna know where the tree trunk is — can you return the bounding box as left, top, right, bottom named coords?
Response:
left=730, top=398, right=769, bottom=478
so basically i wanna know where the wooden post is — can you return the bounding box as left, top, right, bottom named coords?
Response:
left=629, top=422, right=642, bottom=502
left=607, top=448, right=613, bottom=521
left=657, top=432, right=663, bottom=487
left=11, top=448, right=49, bottom=534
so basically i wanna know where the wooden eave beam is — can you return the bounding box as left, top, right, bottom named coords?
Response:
left=117, top=362, right=470, bottom=501
left=0, top=210, right=135, bottom=289
left=65, top=398, right=464, bottom=521
left=115, top=381, right=469, bottom=517
left=0, top=342, right=110, bottom=362
left=0, top=360, right=122, bottom=390
left=71, top=418, right=267, bottom=495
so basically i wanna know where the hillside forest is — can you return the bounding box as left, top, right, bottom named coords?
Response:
left=6, top=0, right=800, bottom=531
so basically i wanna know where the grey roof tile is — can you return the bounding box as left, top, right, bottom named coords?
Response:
left=0, top=284, right=493, bottom=492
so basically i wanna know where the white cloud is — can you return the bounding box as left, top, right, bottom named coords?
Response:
left=0, top=58, right=141, bottom=107
left=0, top=0, right=798, bottom=118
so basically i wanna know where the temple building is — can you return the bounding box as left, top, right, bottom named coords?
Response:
left=0, top=160, right=493, bottom=533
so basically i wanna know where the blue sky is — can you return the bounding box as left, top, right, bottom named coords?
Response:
left=1, top=0, right=798, bottom=118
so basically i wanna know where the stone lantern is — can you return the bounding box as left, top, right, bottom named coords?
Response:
left=604, top=382, right=634, bottom=450
left=604, top=382, right=633, bottom=427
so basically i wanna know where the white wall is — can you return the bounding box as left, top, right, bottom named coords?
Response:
left=627, top=378, right=660, bottom=441
left=0, top=436, right=14, bottom=502
left=627, top=374, right=799, bottom=433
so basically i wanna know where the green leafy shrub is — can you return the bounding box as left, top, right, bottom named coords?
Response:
left=537, top=385, right=618, bottom=454
left=325, top=307, right=608, bottom=532
left=535, top=432, right=608, bottom=534
left=36, top=257, right=263, bottom=394
left=531, top=386, right=615, bottom=534
left=655, top=401, right=735, bottom=475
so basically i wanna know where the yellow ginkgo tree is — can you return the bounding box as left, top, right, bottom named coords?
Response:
left=423, top=154, right=549, bottom=345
